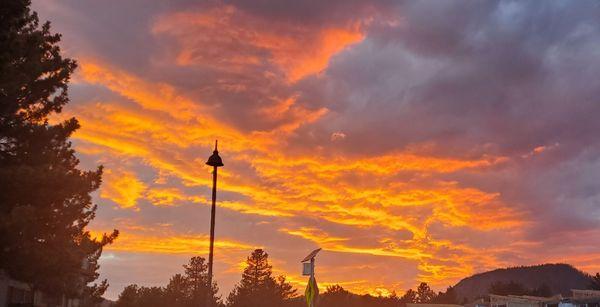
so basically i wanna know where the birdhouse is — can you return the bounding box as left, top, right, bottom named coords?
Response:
left=303, top=262, right=313, bottom=276
left=300, top=248, right=321, bottom=276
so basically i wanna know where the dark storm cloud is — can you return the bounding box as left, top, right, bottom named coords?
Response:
left=290, top=0, right=600, bottom=240
left=295, top=0, right=600, bottom=156
left=225, top=0, right=392, bottom=25
left=35, top=0, right=207, bottom=74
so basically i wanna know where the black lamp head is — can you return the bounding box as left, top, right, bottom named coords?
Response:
left=206, top=140, right=224, bottom=167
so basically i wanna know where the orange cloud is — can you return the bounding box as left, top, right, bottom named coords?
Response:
left=282, top=227, right=428, bottom=260
left=91, top=229, right=251, bottom=255
left=521, top=142, right=560, bottom=158
left=80, top=62, right=200, bottom=121
left=258, top=96, right=329, bottom=133
left=152, top=5, right=364, bottom=81
left=100, top=168, right=147, bottom=210
left=145, top=187, right=207, bottom=207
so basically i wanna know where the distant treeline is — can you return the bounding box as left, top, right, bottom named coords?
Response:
left=115, top=248, right=459, bottom=307
left=115, top=249, right=600, bottom=307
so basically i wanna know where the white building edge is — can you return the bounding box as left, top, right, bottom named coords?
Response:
left=488, top=289, right=600, bottom=307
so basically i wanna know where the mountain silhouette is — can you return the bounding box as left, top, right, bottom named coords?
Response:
left=453, top=263, right=593, bottom=302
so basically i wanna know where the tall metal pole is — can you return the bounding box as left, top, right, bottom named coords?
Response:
left=206, top=165, right=217, bottom=307
left=205, top=140, right=223, bottom=307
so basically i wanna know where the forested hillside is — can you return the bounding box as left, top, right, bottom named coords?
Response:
left=453, top=264, right=593, bottom=302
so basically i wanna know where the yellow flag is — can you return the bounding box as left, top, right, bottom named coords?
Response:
left=305, top=276, right=319, bottom=307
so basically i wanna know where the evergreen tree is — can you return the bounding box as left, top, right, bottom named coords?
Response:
left=430, top=286, right=458, bottom=304
left=114, top=256, right=223, bottom=307
left=116, top=285, right=141, bottom=307
left=0, top=0, right=117, bottom=301
left=400, top=288, right=417, bottom=304
left=115, top=285, right=165, bottom=307
left=416, top=282, right=436, bottom=303
left=164, top=274, right=190, bottom=307
left=320, top=285, right=353, bottom=307
left=183, top=256, right=220, bottom=306
left=136, top=286, right=166, bottom=307
left=276, top=275, right=297, bottom=301
left=227, top=249, right=296, bottom=307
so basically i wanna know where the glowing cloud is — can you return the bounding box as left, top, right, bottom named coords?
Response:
left=100, top=169, right=147, bottom=210
left=68, top=58, right=526, bottom=297
left=152, top=4, right=364, bottom=81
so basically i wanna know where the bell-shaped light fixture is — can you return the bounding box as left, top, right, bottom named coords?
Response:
left=206, top=140, right=224, bottom=167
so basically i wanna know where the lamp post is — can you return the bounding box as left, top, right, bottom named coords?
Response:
left=205, top=140, right=223, bottom=307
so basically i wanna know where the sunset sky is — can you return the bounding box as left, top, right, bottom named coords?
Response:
left=32, top=0, right=600, bottom=300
